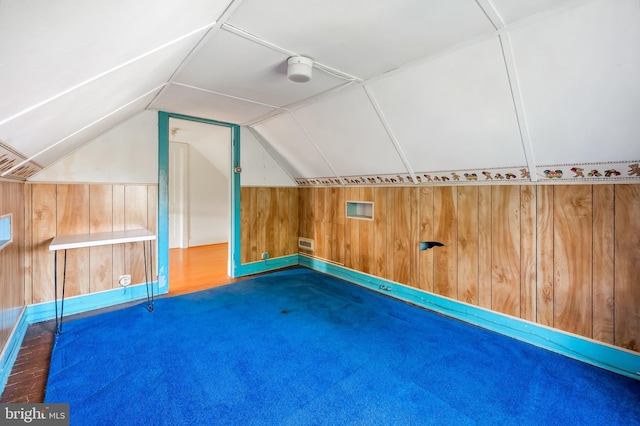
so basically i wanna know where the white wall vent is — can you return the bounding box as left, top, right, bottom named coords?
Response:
left=298, top=237, right=315, bottom=251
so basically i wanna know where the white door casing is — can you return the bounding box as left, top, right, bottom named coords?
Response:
left=169, top=141, right=188, bottom=249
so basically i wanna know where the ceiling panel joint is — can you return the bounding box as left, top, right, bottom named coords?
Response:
left=363, top=85, right=415, bottom=184
left=290, top=112, right=345, bottom=185
left=497, top=33, right=537, bottom=181
left=1, top=84, right=166, bottom=177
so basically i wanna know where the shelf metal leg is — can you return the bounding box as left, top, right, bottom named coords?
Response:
left=144, top=240, right=155, bottom=312
left=54, top=249, right=67, bottom=335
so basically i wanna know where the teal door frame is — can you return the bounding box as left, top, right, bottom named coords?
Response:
left=157, top=112, right=241, bottom=292
left=158, top=111, right=299, bottom=292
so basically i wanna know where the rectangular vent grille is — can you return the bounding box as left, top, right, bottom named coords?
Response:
left=298, top=237, right=314, bottom=251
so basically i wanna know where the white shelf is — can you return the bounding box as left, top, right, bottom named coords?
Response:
left=49, top=229, right=156, bottom=251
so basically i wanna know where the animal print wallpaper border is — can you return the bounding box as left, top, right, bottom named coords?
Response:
left=295, top=161, right=640, bottom=186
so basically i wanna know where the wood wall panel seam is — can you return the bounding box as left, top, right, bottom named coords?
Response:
left=294, top=183, right=638, bottom=353
left=15, top=183, right=640, bottom=354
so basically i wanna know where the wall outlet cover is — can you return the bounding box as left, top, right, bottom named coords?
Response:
left=119, top=274, right=132, bottom=287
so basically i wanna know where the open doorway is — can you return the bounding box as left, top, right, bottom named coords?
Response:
left=168, top=117, right=235, bottom=295
left=159, top=111, right=282, bottom=296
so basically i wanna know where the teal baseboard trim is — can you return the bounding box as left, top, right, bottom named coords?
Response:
left=234, top=254, right=299, bottom=277
left=0, top=283, right=167, bottom=396
left=299, top=255, right=640, bottom=381
left=0, top=307, right=29, bottom=393
left=26, top=282, right=164, bottom=325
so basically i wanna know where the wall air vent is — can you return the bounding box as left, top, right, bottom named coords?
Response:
left=298, top=237, right=315, bottom=251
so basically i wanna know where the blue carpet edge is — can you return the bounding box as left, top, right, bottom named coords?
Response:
left=299, top=255, right=640, bottom=381
left=2, top=256, right=639, bottom=397
left=0, top=282, right=165, bottom=394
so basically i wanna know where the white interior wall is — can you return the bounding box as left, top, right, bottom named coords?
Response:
left=187, top=144, right=229, bottom=246
left=30, top=111, right=296, bottom=247
left=30, top=111, right=298, bottom=187
left=29, top=110, right=158, bottom=183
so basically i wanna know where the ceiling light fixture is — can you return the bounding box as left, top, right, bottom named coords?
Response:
left=287, top=56, right=313, bottom=82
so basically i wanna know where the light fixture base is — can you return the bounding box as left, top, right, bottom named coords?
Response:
left=287, top=56, right=313, bottom=82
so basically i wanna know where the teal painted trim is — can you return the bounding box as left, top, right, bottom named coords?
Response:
left=235, top=254, right=299, bottom=276
left=0, top=283, right=165, bottom=395
left=26, top=282, right=162, bottom=325
left=158, top=112, right=238, bottom=130
left=0, top=308, right=29, bottom=393
left=299, top=256, right=640, bottom=381
left=157, top=112, right=242, bottom=282
left=230, top=124, right=241, bottom=278
left=158, top=112, right=170, bottom=291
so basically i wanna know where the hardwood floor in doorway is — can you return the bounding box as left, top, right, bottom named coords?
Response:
left=169, top=243, right=237, bottom=296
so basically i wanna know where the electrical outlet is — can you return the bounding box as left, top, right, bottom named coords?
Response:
left=119, top=274, right=131, bottom=287
left=262, top=252, right=269, bottom=260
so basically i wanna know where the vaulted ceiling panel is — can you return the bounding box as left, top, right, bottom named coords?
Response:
left=510, top=0, right=640, bottom=165
left=174, top=30, right=348, bottom=108
left=2, top=0, right=638, bottom=184
left=227, top=0, right=495, bottom=80
left=369, top=37, right=525, bottom=173
left=27, top=93, right=160, bottom=170
left=150, top=84, right=276, bottom=125
left=490, top=0, right=576, bottom=25
left=0, top=0, right=230, bottom=123
left=292, top=86, right=406, bottom=177
left=253, top=114, right=335, bottom=179
left=0, top=33, right=202, bottom=162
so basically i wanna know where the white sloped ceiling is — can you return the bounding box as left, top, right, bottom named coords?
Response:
left=252, top=113, right=336, bottom=180
left=2, top=34, right=201, bottom=159
left=0, top=0, right=232, bottom=178
left=292, top=86, right=407, bottom=177
left=368, top=36, right=525, bottom=173
left=1, top=0, right=638, bottom=184
left=225, top=0, right=494, bottom=80
left=489, top=0, right=576, bottom=25
left=0, top=0, right=225, bottom=120
left=509, top=0, right=640, bottom=165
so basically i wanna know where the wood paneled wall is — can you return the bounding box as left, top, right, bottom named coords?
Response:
left=0, top=181, right=25, bottom=353
left=13, top=182, right=639, bottom=353
left=298, top=184, right=640, bottom=352
left=26, top=184, right=157, bottom=304
left=240, top=187, right=299, bottom=264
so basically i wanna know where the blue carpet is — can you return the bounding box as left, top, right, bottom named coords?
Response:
left=45, top=267, right=640, bottom=425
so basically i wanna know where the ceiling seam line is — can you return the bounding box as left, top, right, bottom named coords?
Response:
left=246, top=127, right=298, bottom=184
left=241, top=80, right=359, bottom=127
left=363, top=30, right=500, bottom=87
left=146, top=0, right=249, bottom=110
left=145, top=27, right=218, bottom=109
left=497, top=33, right=537, bottom=182
left=220, top=23, right=362, bottom=82
left=364, top=0, right=595, bottom=88
left=171, top=82, right=283, bottom=109
left=363, top=85, right=417, bottom=184
left=240, top=110, right=290, bottom=127
left=0, top=22, right=217, bottom=128
left=1, top=84, right=167, bottom=177
left=221, top=23, right=295, bottom=56
left=474, top=0, right=505, bottom=31
left=0, top=140, right=39, bottom=167
left=276, top=81, right=360, bottom=115
left=290, top=112, right=344, bottom=185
